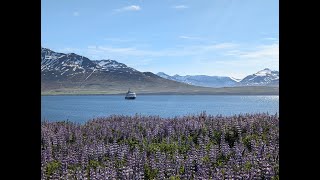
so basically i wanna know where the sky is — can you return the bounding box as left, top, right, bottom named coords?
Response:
left=41, top=0, right=279, bottom=79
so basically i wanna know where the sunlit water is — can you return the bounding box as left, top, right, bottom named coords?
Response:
left=41, top=95, right=279, bottom=123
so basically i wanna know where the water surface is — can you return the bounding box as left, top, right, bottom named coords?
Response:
left=41, top=95, right=279, bottom=123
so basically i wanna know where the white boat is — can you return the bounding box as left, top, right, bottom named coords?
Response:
left=125, top=89, right=136, bottom=99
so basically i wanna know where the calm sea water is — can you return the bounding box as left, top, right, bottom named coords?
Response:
left=41, top=95, right=279, bottom=123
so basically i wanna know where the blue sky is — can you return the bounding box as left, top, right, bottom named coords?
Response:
left=41, top=0, right=278, bottom=79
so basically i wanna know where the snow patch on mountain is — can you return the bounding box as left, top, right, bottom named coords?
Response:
left=239, top=68, right=279, bottom=86
left=41, top=47, right=140, bottom=79
left=230, top=77, right=242, bottom=82
left=157, top=73, right=238, bottom=87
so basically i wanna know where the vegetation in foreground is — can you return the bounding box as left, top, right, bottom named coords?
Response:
left=41, top=112, right=279, bottom=179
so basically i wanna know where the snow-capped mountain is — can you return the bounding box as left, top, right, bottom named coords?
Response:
left=157, top=68, right=279, bottom=87
left=94, top=59, right=138, bottom=72
left=156, top=72, right=238, bottom=87
left=156, top=72, right=178, bottom=81
left=41, top=48, right=98, bottom=78
left=41, top=47, right=279, bottom=94
left=239, top=68, right=279, bottom=86
left=41, top=47, right=196, bottom=92
left=41, top=48, right=140, bottom=79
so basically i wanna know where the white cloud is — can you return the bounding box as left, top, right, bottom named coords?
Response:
left=263, top=37, right=277, bottom=41
left=64, top=43, right=276, bottom=66
left=229, top=44, right=279, bottom=60
left=210, top=43, right=238, bottom=49
left=217, top=43, right=279, bottom=73
left=179, top=36, right=202, bottom=40
left=172, top=5, right=189, bottom=9
left=87, top=46, right=161, bottom=57
left=73, top=12, right=79, bottom=16
left=115, top=5, right=141, bottom=12
left=104, top=37, right=134, bottom=42
left=59, top=42, right=278, bottom=79
left=85, top=43, right=238, bottom=59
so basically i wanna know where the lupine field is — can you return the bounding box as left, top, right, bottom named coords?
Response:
left=41, top=112, right=279, bottom=179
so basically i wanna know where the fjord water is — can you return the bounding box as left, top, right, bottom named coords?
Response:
left=41, top=95, right=279, bottom=123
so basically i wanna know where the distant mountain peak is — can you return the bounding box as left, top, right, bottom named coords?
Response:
left=157, top=72, right=167, bottom=75
left=157, top=69, right=279, bottom=87
left=156, top=72, right=170, bottom=77
left=157, top=72, right=238, bottom=87
left=240, top=68, right=279, bottom=86
left=255, top=68, right=272, bottom=76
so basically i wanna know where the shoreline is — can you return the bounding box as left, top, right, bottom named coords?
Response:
left=41, top=92, right=279, bottom=96
left=42, top=86, right=278, bottom=96
left=41, top=94, right=279, bottom=96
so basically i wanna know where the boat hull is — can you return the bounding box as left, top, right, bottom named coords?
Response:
left=125, top=97, right=136, bottom=100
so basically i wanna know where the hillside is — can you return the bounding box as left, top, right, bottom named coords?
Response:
left=41, top=47, right=278, bottom=95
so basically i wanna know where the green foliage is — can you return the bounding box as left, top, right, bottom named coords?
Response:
left=205, top=142, right=212, bottom=151
left=188, top=131, right=200, bottom=145
left=169, top=175, right=181, bottom=180
left=261, top=132, right=268, bottom=143
left=144, top=164, right=158, bottom=180
left=138, top=124, right=144, bottom=132
left=127, top=138, right=140, bottom=150
left=195, top=144, right=200, bottom=149
left=216, top=159, right=223, bottom=167
left=178, top=144, right=190, bottom=154
left=151, top=137, right=162, bottom=143
left=205, top=140, right=218, bottom=152
left=88, top=160, right=103, bottom=169
left=225, top=127, right=239, bottom=147
left=181, top=134, right=187, bottom=142
left=242, top=136, right=251, bottom=151
left=118, top=137, right=140, bottom=150
left=199, top=127, right=208, bottom=137
left=214, top=154, right=229, bottom=167
left=242, top=134, right=258, bottom=151
left=244, top=162, right=252, bottom=171
left=221, top=169, right=225, bottom=175
left=67, top=164, right=81, bottom=171
left=116, top=135, right=125, bottom=143
left=159, top=142, right=177, bottom=154
left=212, top=130, right=222, bottom=145
left=144, top=140, right=187, bottom=155
left=202, top=155, right=210, bottom=163
left=102, top=155, right=109, bottom=162
left=115, top=159, right=126, bottom=169
left=179, top=165, right=185, bottom=174
left=45, top=160, right=61, bottom=176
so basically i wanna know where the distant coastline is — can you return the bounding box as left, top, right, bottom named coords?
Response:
left=41, top=86, right=279, bottom=96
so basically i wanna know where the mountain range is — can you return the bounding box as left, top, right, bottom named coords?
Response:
left=41, top=47, right=278, bottom=95
left=156, top=68, right=279, bottom=88
left=156, top=73, right=238, bottom=87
